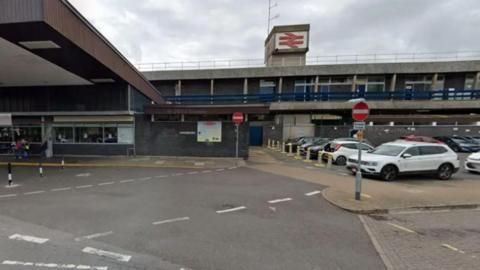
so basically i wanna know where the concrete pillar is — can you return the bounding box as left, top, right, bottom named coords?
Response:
left=243, top=78, right=248, bottom=104
left=210, top=79, right=215, bottom=105
left=390, top=74, right=397, bottom=92
left=474, top=72, right=480, bottom=90
left=175, top=80, right=182, bottom=96
left=431, top=73, right=438, bottom=90
left=314, top=76, right=319, bottom=101
left=351, top=75, right=357, bottom=92
left=278, top=77, right=283, bottom=102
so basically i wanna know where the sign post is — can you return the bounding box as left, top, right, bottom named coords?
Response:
left=352, top=101, right=370, bottom=201
left=232, top=112, right=244, bottom=158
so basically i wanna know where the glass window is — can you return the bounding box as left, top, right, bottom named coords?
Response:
left=104, top=127, right=118, bottom=143
left=75, top=127, right=103, bottom=143
left=0, top=127, right=12, bottom=142
left=465, top=74, right=476, bottom=90
left=370, top=145, right=406, bottom=156
left=54, top=127, right=74, bottom=143
left=404, top=146, right=420, bottom=156
left=367, top=84, right=385, bottom=92
left=15, top=127, right=42, bottom=143
left=419, top=146, right=447, bottom=155
left=118, top=126, right=134, bottom=144
left=260, top=80, right=276, bottom=94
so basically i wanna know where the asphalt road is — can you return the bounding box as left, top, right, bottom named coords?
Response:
left=0, top=165, right=384, bottom=270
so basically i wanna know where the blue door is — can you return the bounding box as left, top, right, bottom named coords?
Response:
left=249, top=126, right=263, bottom=146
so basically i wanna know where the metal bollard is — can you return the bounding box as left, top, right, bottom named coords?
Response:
left=304, top=148, right=312, bottom=163
left=281, top=142, right=286, bottom=153
left=39, top=163, right=44, bottom=177
left=7, top=163, right=12, bottom=186
left=276, top=141, right=281, bottom=151
left=327, top=154, right=333, bottom=169
left=61, top=157, right=65, bottom=169
left=314, top=152, right=325, bottom=167
left=294, top=146, right=301, bottom=159
left=267, top=139, right=271, bottom=148
left=287, top=144, right=293, bottom=156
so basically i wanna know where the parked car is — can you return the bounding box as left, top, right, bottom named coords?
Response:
left=322, top=140, right=374, bottom=166
left=433, top=136, right=480, bottom=152
left=308, top=142, right=331, bottom=160
left=346, top=141, right=460, bottom=181
left=300, top=138, right=330, bottom=156
left=286, top=137, right=314, bottom=152
left=465, top=152, right=480, bottom=173
left=400, top=135, right=442, bottom=144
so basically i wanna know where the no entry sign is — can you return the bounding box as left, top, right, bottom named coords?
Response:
left=352, top=101, right=370, bottom=121
left=232, top=112, right=244, bottom=124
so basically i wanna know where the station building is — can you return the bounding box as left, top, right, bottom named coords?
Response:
left=1, top=0, right=480, bottom=158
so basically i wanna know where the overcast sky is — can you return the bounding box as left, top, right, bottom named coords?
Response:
left=69, top=0, right=480, bottom=64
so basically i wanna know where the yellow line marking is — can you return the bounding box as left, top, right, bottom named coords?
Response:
left=442, top=244, right=459, bottom=251
left=361, top=194, right=373, bottom=199
left=387, top=223, right=416, bottom=233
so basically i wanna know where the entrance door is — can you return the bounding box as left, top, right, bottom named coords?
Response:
left=357, top=84, right=366, bottom=98
left=249, top=126, right=263, bottom=146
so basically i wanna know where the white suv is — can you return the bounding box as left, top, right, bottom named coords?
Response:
left=346, top=141, right=460, bottom=181
left=322, top=140, right=374, bottom=166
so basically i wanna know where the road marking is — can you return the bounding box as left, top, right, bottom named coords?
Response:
left=228, top=167, right=237, bottom=170
left=338, top=173, right=350, bottom=176
left=387, top=223, right=416, bottom=233
left=153, top=216, right=190, bottom=225
left=119, top=179, right=135, bottom=183
left=76, top=185, right=93, bottom=189
left=194, top=162, right=205, bottom=166
left=361, top=193, right=373, bottom=199
left=305, top=190, right=321, bottom=196
left=51, top=187, right=72, bottom=192
left=137, top=177, right=151, bottom=181
left=358, top=215, right=395, bottom=270
left=75, top=231, right=113, bottom=241
left=24, top=190, right=46, bottom=195
left=202, top=170, right=212, bottom=173
left=2, top=260, right=108, bottom=269
left=442, top=243, right=466, bottom=254
left=216, top=206, right=247, bottom=214
left=9, top=234, right=49, bottom=244
left=98, top=182, right=115, bottom=186
left=268, top=198, right=292, bottom=204
left=76, top=173, right=91, bottom=177
left=172, top=173, right=184, bottom=176
left=155, top=175, right=168, bottom=178
left=82, top=247, right=131, bottom=262
left=216, top=168, right=225, bottom=172
left=5, top=184, right=20, bottom=188
left=0, top=194, right=17, bottom=198
left=187, top=171, right=198, bottom=175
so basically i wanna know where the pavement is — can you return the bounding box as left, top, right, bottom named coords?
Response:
left=0, top=163, right=384, bottom=269
left=251, top=147, right=480, bottom=214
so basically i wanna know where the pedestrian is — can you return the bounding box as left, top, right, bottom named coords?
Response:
left=14, top=140, right=22, bottom=160
left=23, top=140, right=30, bottom=159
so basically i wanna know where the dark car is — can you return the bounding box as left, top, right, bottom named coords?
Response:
left=308, top=141, right=332, bottom=159
left=287, top=137, right=315, bottom=153
left=299, top=138, right=330, bottom=156
left=434, top=136, right=480, bottom=152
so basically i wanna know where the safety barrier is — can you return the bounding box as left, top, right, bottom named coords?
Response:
left=265, top=139, right=333, bottom=169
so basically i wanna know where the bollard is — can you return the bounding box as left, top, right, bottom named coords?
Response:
left=304, top=148, right=312, bottom=163
left=327, top=154, right=333, bottom=169
left=281, top=142, right=286, bottom=154
left=39, top=163, right=44, bottom=177
left=61, top=157, right=65, bottom=169
left=7, top=163, right=12, bottom=186
left=294, top=146, right=301, bottom=159
left=314, top=152, right=325, bottom=167
left=267, top=139, right=271, bottom=148
left=287, top=143, right=293, bottom=156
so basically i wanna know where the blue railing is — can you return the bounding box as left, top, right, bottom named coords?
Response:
left=165, top=89, right=480, bottom=105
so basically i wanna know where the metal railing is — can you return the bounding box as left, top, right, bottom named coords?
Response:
left=164, top=89, right=480, bottom=105
left=136, top=51, right=480, bottom=71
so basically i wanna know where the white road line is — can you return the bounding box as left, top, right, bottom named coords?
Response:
left=76, top=185, right=93, bottom=189
left=442, top=243, right=459, bottom=251
left=24, top=190, right=46, bottom=195
left=98, top=182, right=115, bottom=186
left=119, top=179, right=135, bottom=183
left=387, top=223, right=416, bottom=233
left=228, top=167, right=237, bottom=170
left=76, top=173, right=91, bottom=177
left=202, top=170, right=212, bottom=173
left=187, top=171, right=198, bottom=175
left=137, top=177, right=151, bottom=181
left=216, top=206, right=247, bottom=214
left=82, top=247, right=131, bottom=262
left=153, top=217, right=190, bottom=225
left=51, top=187, right=72, bottom=192
left=2, top=260, right=108, bottom=270
left=155, top=175, right=168, bottom=178
left=215, top=168, right=225, bottom=172
left=9, top=234, right=49, bottom=244
left=172, top=173, right=184, bottom=176
left=75, top=231, right=113, bottom=242
left=305, top=190, right=321, bottom=196
left=0, top=194, right=17, bottom=198
left=268, top=198, right=293, bottom=204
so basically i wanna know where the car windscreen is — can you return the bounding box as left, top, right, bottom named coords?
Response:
left=369, top=145, right=406, bottom=156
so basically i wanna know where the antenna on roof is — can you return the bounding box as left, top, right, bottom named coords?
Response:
left=267, top=0, right=280, bottom=35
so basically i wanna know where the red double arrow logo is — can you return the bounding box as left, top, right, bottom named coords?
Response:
left=279, top=32, right=305, bottom=48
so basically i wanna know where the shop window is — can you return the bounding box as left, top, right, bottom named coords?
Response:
left=54, top=127, right=74, bottom=143
left=15, top=127, right=42, bottom=143
left=0, top=127, right=12, bottom=142
left=104, top=127, right=118, bottom=143
left=75, top=127, right=103, bottom=143
left=118, top=125, right=134, bottom=144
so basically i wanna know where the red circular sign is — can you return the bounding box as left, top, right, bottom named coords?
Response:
left=232, top=112, right=244, bottom=124
left=352, top=101, right=370, bottom=121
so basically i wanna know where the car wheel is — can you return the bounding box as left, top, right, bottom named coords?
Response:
left=336, top=156, right=347, bottom=166
left=437, top=164, right=453, bottom=180
left=380, top=165, right=398, bottom=181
